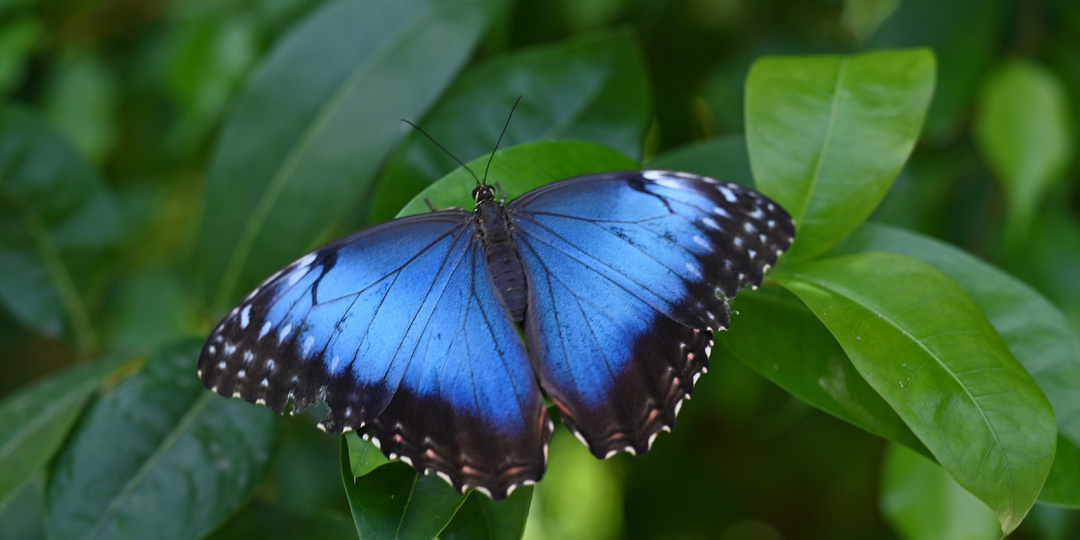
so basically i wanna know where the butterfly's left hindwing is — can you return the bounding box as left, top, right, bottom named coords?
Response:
left=508, top=171, right=794, bottom=458
left=198, top=212, right=550, bottom=499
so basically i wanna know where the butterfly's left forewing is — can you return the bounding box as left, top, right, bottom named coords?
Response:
left=508, top=171, right=794, bottom=458
left=198, top=212, right=550, bottom=499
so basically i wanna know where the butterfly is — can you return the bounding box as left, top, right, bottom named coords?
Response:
left=198, top=166, right=794, bottom=500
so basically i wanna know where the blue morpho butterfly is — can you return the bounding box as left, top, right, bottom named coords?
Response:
left=198, top=117, right=795, bottom=500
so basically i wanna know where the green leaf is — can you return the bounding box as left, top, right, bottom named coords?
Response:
left=745, top=48, right=935, bottom=260
left=440, top=487, right=533, bottom=540
left=0, top=354, right=132, bottom=512
left=833, top=222, right=1080, bottom=506
left=0, top=105, right=121, bottom=351
left=775, top=252, right=1057, bottom=534
left=370, top=30, right=649, bottom=222
left=717, top=287, right=929, bottom=457
left=0, top=14, right=42, bottom=93
left=345, top=432, right=388, bottom=478
left=198, top=0, right=505, bottom=309
left=975, top=60, right=1074, bottom=241
left=1041, top=436, right=1080, bottom=507
left=644, top=134, right=752, bottom=188
left=46, top=340, right=277, bottom=540
left=880, top=443, right=1000, bottom=540
left=396, top=140, right=639, bottom=217
left=340, top=437, right=466, bottom=540
left=43, top=49, right=119, bottom=164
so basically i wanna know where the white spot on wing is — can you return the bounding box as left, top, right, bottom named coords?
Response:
left=692, top=235, right=711, bottom=250
left=303, top=335, right=315, bottom=356
left=278, top=323, right=292, bottom=343
left=685, top=262, right=703, bottom=278
left=718, top=185, right=738, bottom=202
left=259, top=321, right=271, bottom=339
left=702, top=217, right=720, bottom=230
left=240, top=305, right=251, bottom=329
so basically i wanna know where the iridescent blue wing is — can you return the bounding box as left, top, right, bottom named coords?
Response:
left=507, top=170, right=794, bottom=458
left=197, top=213, right=551, bottom=498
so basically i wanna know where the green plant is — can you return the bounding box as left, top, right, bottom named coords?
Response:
left=2, top=1, right=1078, bottom=539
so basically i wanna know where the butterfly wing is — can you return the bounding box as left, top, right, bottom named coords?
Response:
left=507, top=170, right=794, bottom=458
left=197, top=212, right=551, bottom=498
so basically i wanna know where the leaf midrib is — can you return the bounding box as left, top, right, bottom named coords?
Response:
left=214, top=0, right=473, bottom=308
left=0, top=185, right=96, bottom=352
left=85, top=392, right=213, bottom=539
left=794, top=57, right=848, bottom=228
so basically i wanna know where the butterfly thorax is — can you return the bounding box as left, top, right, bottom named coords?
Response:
left=475, top=197, right=527, bottom=321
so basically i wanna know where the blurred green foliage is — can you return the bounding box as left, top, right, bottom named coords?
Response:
left=1, top=0, right=1080, bottom=539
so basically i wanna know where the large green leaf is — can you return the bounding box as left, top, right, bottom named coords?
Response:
left=370, top=29, right=650, bottom=222
left=198, top=0, right=504, bottom=309
left=974, top=60, right=1074, bottom=240
left=340, top=437, right=466, bottom=540
left=718, top=288, right=928, bottom=456
left=745, top=48, right=935, bottom=261
left=0, top=354, right=132, bottom=512
left=46, top=340, right=277, bottom=540
left=396, top=140, right=639, bottom=217
left=880, top=443, right=999, bottom=540
left=0, top=106, right=121, bottom=350
left=775, top=252, right=1056, bottom=533
left=833, top=222, right=1080, bottom=506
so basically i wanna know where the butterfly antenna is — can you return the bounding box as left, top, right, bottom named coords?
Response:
left=400, top=119, right=482, bottom=186
left=482, top=96, right=522, bottom=187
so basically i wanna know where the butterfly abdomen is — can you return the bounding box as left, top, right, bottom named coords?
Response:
left=475, top=199, right=527, bottom=321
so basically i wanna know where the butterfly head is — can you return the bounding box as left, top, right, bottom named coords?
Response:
left=472, top=184, right=496, bottom=203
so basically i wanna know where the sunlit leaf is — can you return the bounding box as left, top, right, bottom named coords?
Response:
left=718, top=287, right=928, bottom=456
left=745, top=48, right=935, bottom=260
left=775, top=252, right=1056, bottom=534
left=834, top=222, right=1080, bottom=506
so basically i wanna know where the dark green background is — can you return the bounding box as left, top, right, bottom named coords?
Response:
left=1, top=0, right=1078, bottom=538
